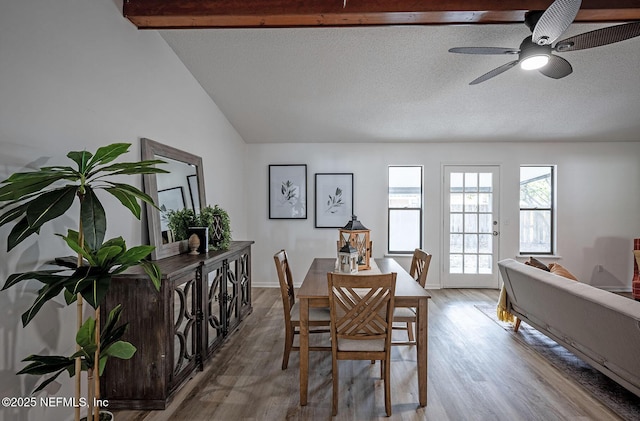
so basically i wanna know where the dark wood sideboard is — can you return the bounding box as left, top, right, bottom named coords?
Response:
left=100, top=241, right=254, bottom=410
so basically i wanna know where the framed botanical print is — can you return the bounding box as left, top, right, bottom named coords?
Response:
left=315, top=173, right=354, bottom=228
left=269, top=164, right=307, bottom=219
left=186, top=174, right=200, bottom=211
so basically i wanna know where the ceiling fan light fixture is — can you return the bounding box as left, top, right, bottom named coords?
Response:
left=520, top=54, right=549, bottom=70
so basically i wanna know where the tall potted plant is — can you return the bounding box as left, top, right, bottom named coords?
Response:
left=0, top=143, right=166, bottom=421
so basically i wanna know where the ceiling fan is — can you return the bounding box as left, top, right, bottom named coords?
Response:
left=448, top=0, right=640, bottom=85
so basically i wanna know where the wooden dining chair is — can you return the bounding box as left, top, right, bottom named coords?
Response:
left=327, top=272, right=397, bottom=416
left=273, top=250, right=331, bottom=370
left=392, top=248, right=431, bottom=345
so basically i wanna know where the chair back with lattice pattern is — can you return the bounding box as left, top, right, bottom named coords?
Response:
left=328, top=273, right=396, bottom=351
left=410, top=249, right=432, bottom=288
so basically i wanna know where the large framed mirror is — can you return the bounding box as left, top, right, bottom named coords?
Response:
left=141, top=138, right=206, bottom=260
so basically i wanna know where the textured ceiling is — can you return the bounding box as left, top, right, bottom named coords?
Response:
left=160, top=23, right=640, bottom=143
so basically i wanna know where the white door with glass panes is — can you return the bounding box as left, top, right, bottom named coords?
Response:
left=443, top=166, right=500, bottom=288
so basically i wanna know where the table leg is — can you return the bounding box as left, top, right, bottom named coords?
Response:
left=300, top=297, right=309, bottom=406
left=417, top=298, right=428, bottom=406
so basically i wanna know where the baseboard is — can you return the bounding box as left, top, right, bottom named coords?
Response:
left=252, top=282, right=279, bottom=288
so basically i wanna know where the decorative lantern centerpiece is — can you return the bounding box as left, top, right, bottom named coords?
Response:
left=337, top=237, right=359, bottom=274
left=338, top=215, right=371, bottom=270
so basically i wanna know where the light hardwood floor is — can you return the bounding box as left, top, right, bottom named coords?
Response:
left=114, top=288, right=626, bottom=421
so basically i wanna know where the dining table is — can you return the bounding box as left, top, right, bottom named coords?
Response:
left=298, top=257, right=431, bottom=407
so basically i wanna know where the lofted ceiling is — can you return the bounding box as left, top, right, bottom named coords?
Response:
left=125, top=1, right=640, bottom=143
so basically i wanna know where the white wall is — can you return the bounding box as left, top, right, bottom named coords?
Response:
left=247, top=141, right=640, bottom=291
left=0, top=1, right=247, bottom=420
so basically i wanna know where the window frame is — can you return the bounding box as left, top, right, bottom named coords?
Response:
left=519, top=165, right=556, bottom=255
left=387, top=165, right=423, bottom=254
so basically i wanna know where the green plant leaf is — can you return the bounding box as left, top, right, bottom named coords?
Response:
left=64, top=288, right=76, bottom=304
left=100, top=305, right=129, bottom=353
left=101, top=235, right=126, bottom=249
left=101, top=304, right=123, bottom=338
left=63, top=266, right=108, bottom=309
left=76, top=316, right=96, bottom=348
left=58, top=232, right=95, bottom=266
left=18, top=355, right=74, bottom=375
left=98, top=356, right=108, bottom=376
left=80, top=186, right=106, bottom=251
left=2, top=270, right=66, bottom=291
left=0, top=202, right=29, bottom=227
left=90, top=161, right=169, bottom=180
left=104, top=187, right=141, bottom=219
left=29, top=368, right=71, bottom=394
left=7, top=217, right=39, bottom=251
left=25, top=186, right=78, bottom=231
left=140, top=260, right=162, bottom=291
left=86, top=143, right=131, bottom=170
left=95, top=245, right=123, bottom=267
left=107, top=181, right=157, bottom=206
left=102, top=341, right=136, bottom=360
left=67, top=150, right=93, bottom=173
left=71, top=343, right=98, bottom=361
left=82, top=274, right=112, bottom=309
left=0, top=172, right=71, bottom=201
left=115, top=245, right=155, bottom=266
left=21, top=277, right=69, bottom=326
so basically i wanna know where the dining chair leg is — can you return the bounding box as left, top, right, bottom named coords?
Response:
left=282, top=323, right=294, bottom=370
left=384, top=357, right=392, bottom=416
left=332, top=359, right=339, bottom=416
left=406, top=321, right=415, bottom=343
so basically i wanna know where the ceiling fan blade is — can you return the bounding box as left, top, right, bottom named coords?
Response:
left=532, top=0, right=582, bottom=45
left=469, top=60, right=519, bottom=85
left=538, top=54, right=573, bottom=79
left=448, top=47, right=518, bottom=55
left=555, top=21, right=640, bottom=52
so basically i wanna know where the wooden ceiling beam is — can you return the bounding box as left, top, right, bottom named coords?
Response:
left=123, top=0, right=640, bottom=29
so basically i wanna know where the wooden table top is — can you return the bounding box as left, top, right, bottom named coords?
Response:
left=299, top=257, right=431, bottom=302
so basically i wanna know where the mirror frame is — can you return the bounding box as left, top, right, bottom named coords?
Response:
left=141, top=137, right=206, bottom=260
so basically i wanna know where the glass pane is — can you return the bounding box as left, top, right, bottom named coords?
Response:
left=450, top=213, right=463, bottom=233
left=450, top=193, right=463, bottom=212
left=464, top=234, right=478, bottom=253
left=389, top=166, right=422, bottom=207
left=478, top=193, right=492, bottom=212
left=464, top=193, right=478, bottom=212
left=464, top=254, right=477, bottom=274
left=207, top=270, right=223, bottom=347
left=464, top=173, right=478, bottom=192
left=450, top=254, right=463, bottom=273
left=389, top=166, right=422, bottom=188
left=450, top=173, right=463, bottom=192
left=389, top=209, right=420, bottom=252
left=478, top=234, right=492, bottom=253
left=520, top=210, right=552, bottom=253
left=478, top=255, right=492, bottom=274
left=450, top=234, right=463, bottom=253
left=520, top=166, right=552, bottom=208
left=464, top=214, right=478, bottom=233
left=479, top=173, right=492, bottom=192
left=479, top=214, right=492, bottom=233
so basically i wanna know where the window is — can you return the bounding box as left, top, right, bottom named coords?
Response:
left=388, top=166, right=423, bottom=253
left=519, top=166, right=555, bottom=254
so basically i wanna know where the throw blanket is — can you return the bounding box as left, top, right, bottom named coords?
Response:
left=496, top=285, right=516, bottom=323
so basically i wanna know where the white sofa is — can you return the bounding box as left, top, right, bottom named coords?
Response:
left=498, top=258, right=640, bottom=397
